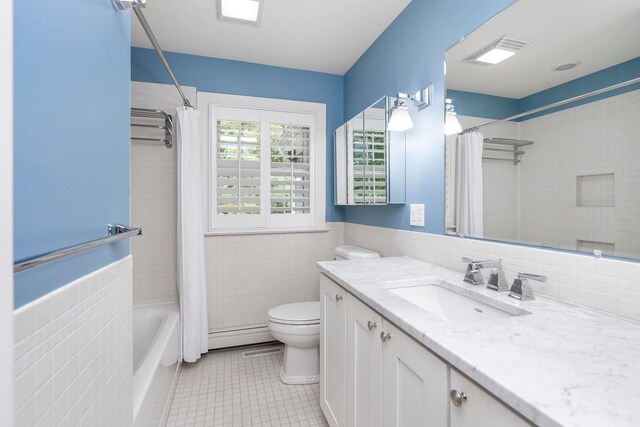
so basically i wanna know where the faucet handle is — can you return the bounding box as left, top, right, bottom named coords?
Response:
left=509, top=272, right=547, bottom=301
left=462, top=257, right=484, bottom=285
left=517, top=272, right=547, bottom=282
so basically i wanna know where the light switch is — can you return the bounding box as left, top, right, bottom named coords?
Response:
left=410, top=204, right=425, bottom=227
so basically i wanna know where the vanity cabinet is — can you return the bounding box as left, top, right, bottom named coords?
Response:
left=320, top=274, right=532, bottom=427
left=320, top=275, right=347, bottom=427
left=449, top=369, right=531, bottom=427
left=346, top=295, right=383, bottom=427
left=382, top=320, right=448, bottom=426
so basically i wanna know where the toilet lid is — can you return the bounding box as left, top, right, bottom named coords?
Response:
left=268, top=302, right=320, bottom=324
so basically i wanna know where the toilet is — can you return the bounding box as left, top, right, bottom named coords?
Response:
left=268, top=246, right=380, bottom=385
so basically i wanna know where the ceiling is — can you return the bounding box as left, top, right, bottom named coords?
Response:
left=131, top=0, right=412, bottom=75
left=446, top=0, right=640, bottom=98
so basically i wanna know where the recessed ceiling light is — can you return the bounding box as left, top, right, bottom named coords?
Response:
left=463, top=35, right=531, bottom=65
left=554, top=62, right=581, bottom=71
left=476, top=48, right=516, bottom=64
left=217, top=0, right=263, bottom=25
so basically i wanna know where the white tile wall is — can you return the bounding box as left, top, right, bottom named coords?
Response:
left=456, top=115, right=521, bottom=242
left=519, top=89, right=640, bottom=258
left=132, top=82, right=344, bottom=334
left=13, top=256, right=133, bottom=427
left=344, top=223, right=640, bottom=323
left=206, top=223, right=343, bottom=331
left=130, top=82, right=198, bottom=305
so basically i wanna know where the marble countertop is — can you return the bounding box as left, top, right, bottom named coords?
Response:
left=317, top=257, right=640, bottom=427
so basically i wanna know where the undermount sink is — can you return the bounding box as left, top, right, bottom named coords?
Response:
left=385, top=280, right=530, bottom=325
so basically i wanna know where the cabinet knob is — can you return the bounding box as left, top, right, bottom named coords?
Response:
left=367, top=321, right=377, bottom=331
left=335, top=294, right=343, bottom=302
left=450, top=389, right=467, bottom=407
left=380, top=332, right=391, bottom=342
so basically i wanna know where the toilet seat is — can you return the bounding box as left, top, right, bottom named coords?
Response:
left=267, top=302, right=320, bottom=325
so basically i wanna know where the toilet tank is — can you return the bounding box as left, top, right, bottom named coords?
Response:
left=334, top=245, right=380, bottom=260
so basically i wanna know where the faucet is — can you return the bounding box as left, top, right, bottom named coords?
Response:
left=461, top=257, right=507, bottom=290
left=508, top=272, right=547, bottom=301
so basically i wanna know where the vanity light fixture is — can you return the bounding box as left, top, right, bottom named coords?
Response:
left=217, top=0, right=263, bottom=25
left=444, top=99, right=462, bottom=136
left=387, top=85, right=432, bottom=132
left=388, top=99, right=414, bottom=132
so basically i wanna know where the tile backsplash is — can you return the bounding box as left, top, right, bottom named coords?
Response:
left=344, top=223, right=640, bottom=323
left=13, top=256, right=133, bottom=427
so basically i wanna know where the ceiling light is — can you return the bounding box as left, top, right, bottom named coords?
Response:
left=476, top=48, right=516, bottom=64
left=388, top=100, right=414, bottom=132
left=217, top=0, right=262, bottom=25
left=463, top=35, right=531, bottom=66
left=444, top=99, right=462, bottom=136
left=554, top=62, right=580, bottom=71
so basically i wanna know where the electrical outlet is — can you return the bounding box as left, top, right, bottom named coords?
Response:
left=410, top=204, right=425, bottom=227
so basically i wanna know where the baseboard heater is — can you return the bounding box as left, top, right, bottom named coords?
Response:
left=208, top=324, right=275, bottom=350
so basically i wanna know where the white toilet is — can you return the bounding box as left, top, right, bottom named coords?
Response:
left=267, top=246, right=380, bottom=385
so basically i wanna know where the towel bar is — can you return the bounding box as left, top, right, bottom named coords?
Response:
left=14, top=224, right=142, bottom=273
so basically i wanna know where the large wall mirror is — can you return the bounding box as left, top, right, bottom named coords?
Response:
left=335, top=96, right=406, bottom=205
left=445, top=0, right=640, bottom=259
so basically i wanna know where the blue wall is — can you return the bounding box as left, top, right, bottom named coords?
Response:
left=131, top=47, right=345, bottom=222
left=342, top=0, right=515, bottom=233
left=14, top=1, right=132, bottom=307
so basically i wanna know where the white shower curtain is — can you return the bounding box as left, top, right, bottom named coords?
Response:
left=455, top=131, right=484, bottom=238
left=176, top=107, right=209, bottom=363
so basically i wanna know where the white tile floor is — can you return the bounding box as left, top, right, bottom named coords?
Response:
left=166, top=344, right=329, bottom=427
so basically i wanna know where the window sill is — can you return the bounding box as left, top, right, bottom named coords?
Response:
left=205, top=227, right=331, bottom=237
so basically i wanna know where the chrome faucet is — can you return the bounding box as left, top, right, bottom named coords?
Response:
left=508, top=272, right=547, bottom=301
left=461, top=257, right=507, bottom=290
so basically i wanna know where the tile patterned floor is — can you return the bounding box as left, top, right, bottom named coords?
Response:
left=166, top=344, right=329, bottom=427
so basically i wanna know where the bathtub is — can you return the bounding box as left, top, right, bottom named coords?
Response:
left=133, top=304, right=181, bottom=427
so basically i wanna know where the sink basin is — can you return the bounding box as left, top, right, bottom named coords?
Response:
left=386, top=281, right=529, bottom=325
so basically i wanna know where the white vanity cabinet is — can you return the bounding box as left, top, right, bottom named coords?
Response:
left=320, top=275, right=347, bottom=427
left=449, top=369, right=532, bottom=427
left=320, top=274, right=532, bottom=427
left=346, top=295, right=383, bottom=427
left=381, top=320, right=448, bottom=426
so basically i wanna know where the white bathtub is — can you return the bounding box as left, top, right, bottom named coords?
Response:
left=133, top=304, right=180, bottom=427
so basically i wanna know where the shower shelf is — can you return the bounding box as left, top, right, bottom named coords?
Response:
left=483, top=138, right=534, bottom=165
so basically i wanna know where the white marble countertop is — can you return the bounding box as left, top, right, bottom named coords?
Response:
left=317, top=256, right=640, bottom=427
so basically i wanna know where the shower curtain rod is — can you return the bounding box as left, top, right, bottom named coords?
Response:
left=460, top=76, right=640, bottom=134
left=115, top=0, right=194, bottom=108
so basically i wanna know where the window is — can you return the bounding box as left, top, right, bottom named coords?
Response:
left=206, top=97, right=324, bottom=231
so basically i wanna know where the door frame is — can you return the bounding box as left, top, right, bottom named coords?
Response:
left=0, top=0, right=15, bottom=423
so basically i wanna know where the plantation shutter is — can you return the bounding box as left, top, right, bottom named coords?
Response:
left=362, top=116, right=386, bottom=205
left=212, top=107, right=265, bottom=228
left=268, top=111, right=314, bottom=227
left=211, top=107, right=315, bottom=229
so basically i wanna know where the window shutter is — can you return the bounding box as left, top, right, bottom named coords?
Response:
left=212, top=107, right=265, bottom=228
left=352, top=118, right=386, bottom=204
left=268, top=112, right=314, bottom=227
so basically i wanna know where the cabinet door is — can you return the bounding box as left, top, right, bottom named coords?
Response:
left=320, top=275, right=347, bottom=427
left=346, top=295, right=383, bottom=427
left=449, top=369, right=532, bottom=427
left=381, top=320, right=448, bottom=427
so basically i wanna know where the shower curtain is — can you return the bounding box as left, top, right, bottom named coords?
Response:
left=176, top=107, right=209, bottom=363
left=455, top=131, right=484, bottom=238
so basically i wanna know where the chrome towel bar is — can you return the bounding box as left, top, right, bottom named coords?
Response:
left=14, top=224, right=142, bottom=274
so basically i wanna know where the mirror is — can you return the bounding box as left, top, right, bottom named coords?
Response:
left=335, top=96, right=406, bottom=205
left=445, top=0, right=640, bottom=259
